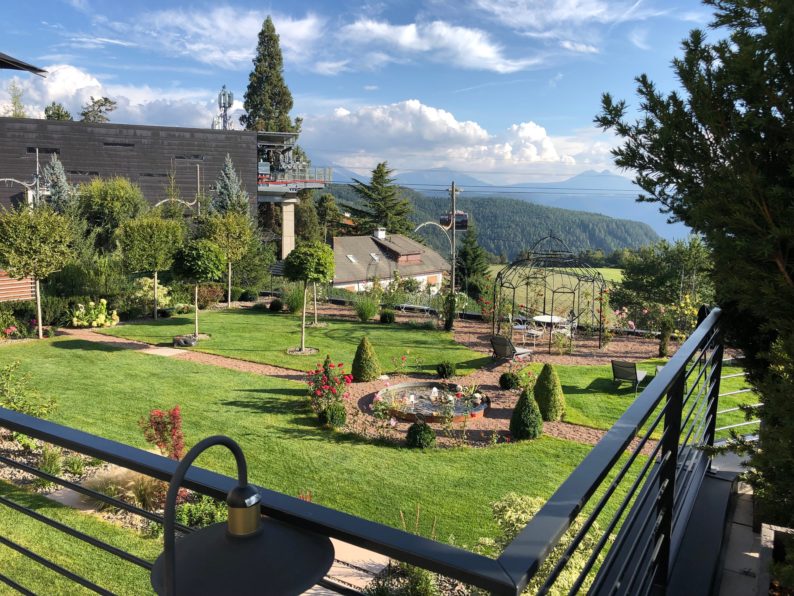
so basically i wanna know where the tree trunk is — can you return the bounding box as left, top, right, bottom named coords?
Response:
left=227, top=261, right=232, bottom=308
left=35, top=278, right=43, bottom=340
left=313, top=282, right=318, bottom=325
left=300, top=282, right=307, bottom=351
left=194, top=284, right=199, bottom=338
left=153, top=271, right=159, bottom=320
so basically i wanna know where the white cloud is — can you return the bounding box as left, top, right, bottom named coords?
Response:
left=628, top=28, right=650, bottom=50
left=364, top=85, right=379, bottom=91
left=340, top=19, right=542, bottom=73
left=560, top=40, right=599, bottom=54
left=66, top=34, right=137, bottom=49
left=473, top=0, right=660, bottom=31
left=0, top=64, right=217, bottom=128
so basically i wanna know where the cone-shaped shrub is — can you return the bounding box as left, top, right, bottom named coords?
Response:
left=534, top=363, right=566, bottom=422
left=352, top=336, right=381, bottom=381
left=509, top=386, right=543, bottom=440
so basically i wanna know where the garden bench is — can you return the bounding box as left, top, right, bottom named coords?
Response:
left=611, top=360, right=648, bottom=395
left=490, top=335, right=532, bottom=361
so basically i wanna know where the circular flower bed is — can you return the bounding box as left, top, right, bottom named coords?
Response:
left=373, top=381, right=489, bottom=423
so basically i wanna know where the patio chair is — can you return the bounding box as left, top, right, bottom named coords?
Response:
left=491, top=335, right=532, bottom=361
left=611, top=360, right=648, bottom=395
left=523, top=323, right=545, bottom=347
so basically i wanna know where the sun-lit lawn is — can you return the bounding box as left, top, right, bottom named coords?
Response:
left=0, top=337, right=591, bottom=549
left=522, top=359, right=757, bottom=439
left=99, top=308, right=490, bottom=375
left=488, top=265, right=623, bottom=283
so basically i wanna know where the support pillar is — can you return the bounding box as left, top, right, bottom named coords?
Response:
left=281, top=199, right=297, bottom=258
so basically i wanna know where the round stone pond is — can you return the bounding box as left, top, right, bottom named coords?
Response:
left=373, top=381, right=490, bottom=423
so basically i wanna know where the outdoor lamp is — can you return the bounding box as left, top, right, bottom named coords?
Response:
left=150, top=435, right=334, bottom=595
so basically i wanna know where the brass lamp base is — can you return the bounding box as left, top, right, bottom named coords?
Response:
left=150, top=517, right=334, bottom=595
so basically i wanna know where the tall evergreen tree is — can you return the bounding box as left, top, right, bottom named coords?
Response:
left=351, top=162, right=413, bottom=235
left=42, top=154, right=74, bottom=213
left=456, top=222, right=489, bottom=284
left=316, top=192, right=341, bottom=242
left=44, top=101, right=72, bottom=121
left=295, top=190, right=322, bottom=244
left=240, top=16, right=300, bottom=133
left=596, top=0, right=794, bottom=528
left=80, top=96, right=116, bottom=123
left=212, top=154, right=250, bottom=215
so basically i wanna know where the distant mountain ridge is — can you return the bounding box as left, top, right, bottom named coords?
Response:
left=325, top=183, right=660, bottom=261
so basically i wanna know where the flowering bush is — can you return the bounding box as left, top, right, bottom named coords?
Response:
left=71, top=299, right=119, bottom=328
left=130, top=277, right=172, bottom=310
left=306, top=355, right=351, bottom=423
left=139, top=406, right=185, bottom=460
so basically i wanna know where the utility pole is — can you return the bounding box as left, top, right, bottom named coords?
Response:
left=450, top=181, right=457, bottom=294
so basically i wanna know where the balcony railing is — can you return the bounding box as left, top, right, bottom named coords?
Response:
left=0, top=307, right=728, bottom=594
left=257, top=166, right=333, bottom=186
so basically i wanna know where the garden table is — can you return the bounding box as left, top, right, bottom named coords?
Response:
left=533, top=315, right=565, bottom=325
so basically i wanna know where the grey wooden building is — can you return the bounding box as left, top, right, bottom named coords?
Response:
left=0, top=117, right=258, bottom=211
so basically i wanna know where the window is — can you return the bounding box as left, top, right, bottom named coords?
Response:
left=370, top=253, right=380, bottom=262
left=103, top=142, right=135, bottom=148
left=174, top=154, right=205, bottom=161
left=26, top=147, right=59, bottom=154
left=67, top=170, right=99, bottom=176
left=346, top=255, right=357, bottom=263
left=139, top=172, right=167, bottom=178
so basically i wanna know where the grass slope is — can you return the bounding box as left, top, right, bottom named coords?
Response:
left=100, top=309, right=490, bottom=374
left=0, top=481, right=160, bottom=595
left=0, top=337, right=589, bottom=548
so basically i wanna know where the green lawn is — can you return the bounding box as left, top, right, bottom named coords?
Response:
left=0, top=481, right=160, bottom=595
left=522, top=359, right=758, bottom=439
left=488, top=265, right=623, bottom=283
left=100, top=309, right=490, bottom=375
left=0, top=337, right=591, bottom=550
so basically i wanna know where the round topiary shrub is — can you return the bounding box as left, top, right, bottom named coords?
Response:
left=269, top=298, right=284, bottom=312
left=534, top=363, right=565, bottom=422
left=380, top=309, right=396, bottom=324
left=406, top=421, right=436, bottom=449
left=436, top=361, right=456, bottom=379
left=352, top=336, right=381, bottom=381
left=499, top=371, right=521, bottom=390
left=319, top=402, right=347, bottom=429
left=239, top=289, right=258, bottom=302
left=509, top=386, right=543, bottom=440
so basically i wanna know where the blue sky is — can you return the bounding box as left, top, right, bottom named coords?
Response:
left=2, top=0, right=716, bottom=184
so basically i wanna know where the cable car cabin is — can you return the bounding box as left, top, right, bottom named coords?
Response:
left=439, top=210, right=468, bottom=231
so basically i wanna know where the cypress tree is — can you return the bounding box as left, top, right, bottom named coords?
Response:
left=534, top=363, right=566, bottom=422
left=456, top=222, right=489, bottom=282
left=295, top=190, right=322, bottom=244
left=351, top=162, right=413, bottom=235
left=240, top=16, right=300, bottom=133
left=509, top=386, right=543, bottom=441
left=352, top=337, right=381, bottom=382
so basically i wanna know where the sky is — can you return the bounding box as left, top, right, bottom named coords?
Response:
left=1, top=0, right=717, bottom=185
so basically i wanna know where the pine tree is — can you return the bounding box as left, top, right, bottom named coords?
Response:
left=456, top=222, right=489, bottom=284
left=352, top=162, right=413, bottom=235
left=212, top=154, right=250, bottom=215
left=80, top=96, right=116, bottom=123
left=316, top=193, right=341, bottom=242
left=44, top=101, right=72, bottom=121
left=240, top=16, right=300, bottom=133
left=295, top=190, right=322, bottom=244
left=42, top=154, right=74, bottom=213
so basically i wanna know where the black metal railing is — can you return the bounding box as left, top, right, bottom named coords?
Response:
left=0, top=307, right=727, bottom=595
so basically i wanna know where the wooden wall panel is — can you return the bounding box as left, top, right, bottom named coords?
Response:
left=0, top=271, right=35, bottom=302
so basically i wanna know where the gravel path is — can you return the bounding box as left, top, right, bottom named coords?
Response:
left=57, top=326, right=655, bottom=452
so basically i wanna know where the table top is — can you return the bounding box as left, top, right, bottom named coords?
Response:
left=533, top=315, right=565, bottom=324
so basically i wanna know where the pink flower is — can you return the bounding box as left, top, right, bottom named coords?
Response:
left=389, top=417, right=397, bottom=427
left=373, top=395, right=382, bottom=402
left=315, top=390, right=322, bottom=396
left=331, top=387, right=337, bottom=395
left=642, top=309, right=649, bottom=315
left=329, top=363, right=335, bottom=368
left=338, top=363, right=344, bottom=368
left=455, top=392, right=463, bottom=398
left=401, top=355, right=407, bottom=361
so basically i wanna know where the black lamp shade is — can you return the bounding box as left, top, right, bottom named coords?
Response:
left=151, top=517, right=334, bottom=595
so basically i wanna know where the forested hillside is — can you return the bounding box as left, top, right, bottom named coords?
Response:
left=325, top=184, right=660, bottom=260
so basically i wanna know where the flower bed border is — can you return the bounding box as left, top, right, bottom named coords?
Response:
left=374, top=381, right=490, bottom=424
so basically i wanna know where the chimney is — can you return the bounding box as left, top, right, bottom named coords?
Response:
left=373, top=227, right=387, bottom=240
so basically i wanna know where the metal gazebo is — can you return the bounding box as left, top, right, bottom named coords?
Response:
left=492, top=236, right=607, bottom=352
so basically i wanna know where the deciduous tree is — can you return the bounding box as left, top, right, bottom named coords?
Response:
left=596, top=0, right=794, bottom=527
left=295, top=190, right=322, bottom=244
left=117, top=216, right=185, bottom=319
left=173, top=239, right=225, bottom=337
left=5, top=81, right=26, bottom=117
left=77, top=177, right=148, bottom=252
left=284, top=242, right=335, bottom=352
left=201, top=212, right=254, bottom=308
left=0, top=206, right=73, bottom=339
left=316, top=192, right=341, bottom=242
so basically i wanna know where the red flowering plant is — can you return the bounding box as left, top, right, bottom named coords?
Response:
left=306, top=355, right=351, bottom=417
left=139, top=406, right=185, bottom=460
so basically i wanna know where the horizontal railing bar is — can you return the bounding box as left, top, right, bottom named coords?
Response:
left=715, top=420, right=761, bottom=432
left=718, top=388, right=753, bottom=398
left=0, top=453, right=194, bottom=535
left=0, top=408, right=515, bottom=595
left=0, top=535, right=114, bottom=595
left=716, top=399, right=758, bottom=412
left=0, top=493, right=152, bottom=570
left=720, top=373, right=746, bottom=379
left=497, top=307, right=722, bottom=593
left=679, top=370, right=712, bottom=435
left=0, top=572, right=36, bottom=596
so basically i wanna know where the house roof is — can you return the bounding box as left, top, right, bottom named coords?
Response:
left=333, top=234, right=449, bottom=284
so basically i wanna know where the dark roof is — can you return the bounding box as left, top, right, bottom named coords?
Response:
left=0, top=52, right=46, bottom=76
left=333, top=234, right=449, bottom=284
